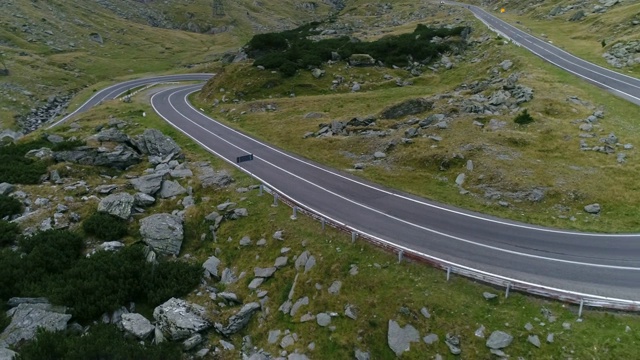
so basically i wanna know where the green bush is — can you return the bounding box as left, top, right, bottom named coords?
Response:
left=247, top=23, right=468, bottom=76
left=0, top=220, right=19, bottom=246
left=83, top=212, right=128, bottom=241
left=18, top=324, right=181, bottom=360
left=0, top=194, right=22, bottom=218
left=0, top=311, right=9, bottom=333
left=143, top=260, right=203, bottom=305
left=514, top=109, right=534, bottom=125
left=19, top=230, right=85, bottom=285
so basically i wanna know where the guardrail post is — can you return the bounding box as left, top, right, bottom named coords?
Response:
left=398, top=250, right=404, bottom=264
left=291, top=206, right=298, bottom=220
left=272, top=193, right=278, bottom=207
left=578, top=299, right=584, bottom=318
left=505, top=282, right=511, bottom=298
left=351, top=231, right=357, bottom=244
left=259, top=184, right=263, bottom=196
left=446, top=267, right=451, bottom=281
left=321, top=217, right=325, bottom=231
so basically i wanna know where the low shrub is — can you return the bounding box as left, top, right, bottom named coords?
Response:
left=18, top=324, right=181, bottom=360
left=0, top=194, right=22, bottom=218
left=0, top=220, right=19, bottom=246
left=83, top=212, right=129, bottom=241
left=514, top=109, right=534, bottom=125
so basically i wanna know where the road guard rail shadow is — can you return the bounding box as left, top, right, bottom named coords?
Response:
left=260, top=184, right=640, bottom=315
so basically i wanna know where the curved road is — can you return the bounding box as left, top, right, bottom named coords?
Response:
left=48, top=6, right=640, bottom=305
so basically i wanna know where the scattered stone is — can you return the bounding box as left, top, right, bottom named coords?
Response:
left=584, top=203, right=601, bottom=214
left=239, top=236, right=252, bottom=246
left=220, top=268, right=238, bottom=285
left=387, top=320, right=420, bottom=356
left=133, top=129, right=181, bottom=158
left=202, top=256, right=221, bottom=279
left=99, top=241, right=125, bottom=251
left=562, top=322, right=571, bottom=330
left=280, top=334, right=295, bottom=348
left=182, top=333, right=203, bottom=351
left=547, top=333, right=554, bottom=343
left=381, top=98, right=433, bottom=119
left=274, top=256, right=288, bottom=268
left=268, top=330, right=281, bottom=344
left=354, top=348, right=370, bottom=360
left=475, top=325, right=485, bottom=338
left=373, top=151, right=386, bottom=159
left=139, top=213, right=184, bottom=256
left=290, top=297, right=309, bottom=317
left=345, top=304, right=358, bottom=320
left=316, top=313, right=331, bottom=327
left=420, top=307, right=431, bottom=319
left=97, top=192, right=135, bottom=219
left=525, top=322, right=534, bottom=331
left=134, top=192, right=155, bottom=207
left=216, top=302, right=261, bottom=336
left=153, top=298, right=210, bottom=341
left=483, top=292, right=498, bottom=300
left=273, top=230, right=284, bottom=240
left=328, top=281, right=342, bottom=295
left=219, top=339, right=235, bottom=350
left=528, top=334, right=541, bottom=348
left=0, top=183, right=15, bottom=195
left=120, top=313, right=154, bottom=340
left=159, top=180, right=187, bottom=198
left=254, top=267, right=277, bottom=278
left=304, top=255, right=316, bottom=273
left=486, top=330, right=513, bottom=349
left=445, top=333, right=461, bottom=355
left=423, top=333, right=439, bottom=345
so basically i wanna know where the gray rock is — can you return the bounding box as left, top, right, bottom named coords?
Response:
left=182, top=333, right=203, bottom=351
left=203, top=256, right=221, bottom=279
left=525, top=322, right=534, bottom=331
left=546, top=333, right=554, bottom=343
left=455, top=173, right=465, bottom=186
left=562, top=322, right=571, bottom=330
left=153, top=298, right=210, bottom=341
left=198, top=164, right=234, bottom=188
left=351, top=83, right=361, bottom=92
left=134, top=192, right=155, bottom=207
left=220, top=268, right=238, bottom=285
left=0, top=348, right=17, bottom=360
left=281, top=334, right=295, bottom=348
left=300, top=313, right=315, bottom=322
left=120, top=313, right=154, bottom=339
left=290, top=297, right=309, bottom=316
left=483, top=292, right=498, bottom=300
left=47, top=134, right=64, bottom=144
left=387, top=320, right=420, bottom=356
left=373, top=151, right=386, bottom=159
left=423, top=333, right=439, bottom=345
left=288, top=353, right=309, bottom=360
left=239, top=236, right=252, bottom=246
left=0, top=303, right=71, bottom=347
left=219, top=339, right=235, bottom=350
left=486, top=330, right=513, bottom=349
left=328, top=281, right=342, bottom=295
left=420, top=307, right=431, bottom=319
left=304, top=255, right=316, bottom=273
left=528, top=334, right=541, bottom=348
left=295, top=251, right=310, bottom=270
left=133, top=129, right=181, bottom=158
left=99, top=241, right=125, bottom=251
left=94, top=128, right=129, bottom=143
left=130, top=173, right=164, bottom=195
left=170, top=168, right=193, bottom=179
left=0, top=183, right=14, bottom=195
left=445, top=333, right=461, bottom=355
left=381, top=98, right=433, bottom=119
left=181, top=196, right=195, bottom=208
left=139, top=214, right=184, bottom=256
left=268, top=329, right=281, bottom=344
left=354, top=348, right=370, bottom=360
left=274, top=256, right=288, bottom=268
left=229, top=208, right=248, bottom=219
left=255, top=267, right=277, bottom=278
left=97, top=192, right=134, bottom=219
left=216, top=302, right=261, bottom=336
left=54, top=146, right=141, bottom=170
left=500, top=59, right=513, bottom=71
left=345, top=304, right=357, bottom=320
left=248, top=278, right=264, bottom=290
left=311, top=68, right=325, bottom=78
left=218, top=292, right=240, bottom=303
left=584, top=203, right=601, bottom=214
left=273, top=230, right=284, bottom=240
left=349, top=54, right=376, bottom=67
left=316, top=313, right=331, bottom=327
left=6, top=298, right=49, bottom=308
left=158, top=180, right=187, bottom=198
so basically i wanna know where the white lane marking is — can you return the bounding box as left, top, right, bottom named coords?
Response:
left=181, top=87, right=640, bottom=237
left=160, top=86, right=640, bottom=269
left=47, top=74, right=213, bottom=128
left=151, top=86, right=640, bottom=304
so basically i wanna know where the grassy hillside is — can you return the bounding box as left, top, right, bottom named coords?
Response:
left=0, top=0, right=338, bottom=131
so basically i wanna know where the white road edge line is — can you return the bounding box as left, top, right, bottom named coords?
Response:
left=151, top=86, right=640, bottom=305
left=163, top=86, right=640, bottom=270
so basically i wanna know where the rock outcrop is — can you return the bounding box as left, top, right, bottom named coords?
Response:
left=153, top=298, right=210, bottom=341
left=139, top=214, right=184, bottom=256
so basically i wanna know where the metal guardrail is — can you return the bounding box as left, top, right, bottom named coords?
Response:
left=260, top=184, right=640, bottom=314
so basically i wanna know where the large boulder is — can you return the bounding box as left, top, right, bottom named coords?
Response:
left=0, top=303, right=71, bottom=347
left=130, top=173, right=165, bottom=195
left=203, top=256, right=221, bottom=279
left=120, top=313, right=154, bottom=340
left=0, top=183, right=14, bottom=196
left=380, top=98, right=433, bottom=119
left=349, top=54, right=376, bottom=67
left=214, top=302, right=261, bottom=337
left=158, top=180, right=187, bottom=199
left=133, top=129, right=181, bottom=158
left=93, top=128, right=130, bottom=143
left=54, top=145, right=141, bottom=170
left=387, top=320, right=420, bottom=356
left=97, top=192, right=135, bottom=219
left=139, top=214, right=184, bottom=256
left=153, top=298, right=210, bottom=341
left=197, top=163, right=234, bottom=188
left=0, top=348, right=17, bottom=360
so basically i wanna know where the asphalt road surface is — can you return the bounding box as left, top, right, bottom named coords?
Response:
left=49, top=6, right=640, bottom=304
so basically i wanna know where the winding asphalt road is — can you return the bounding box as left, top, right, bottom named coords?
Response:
left=49, top=6, right=640, bottom=305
